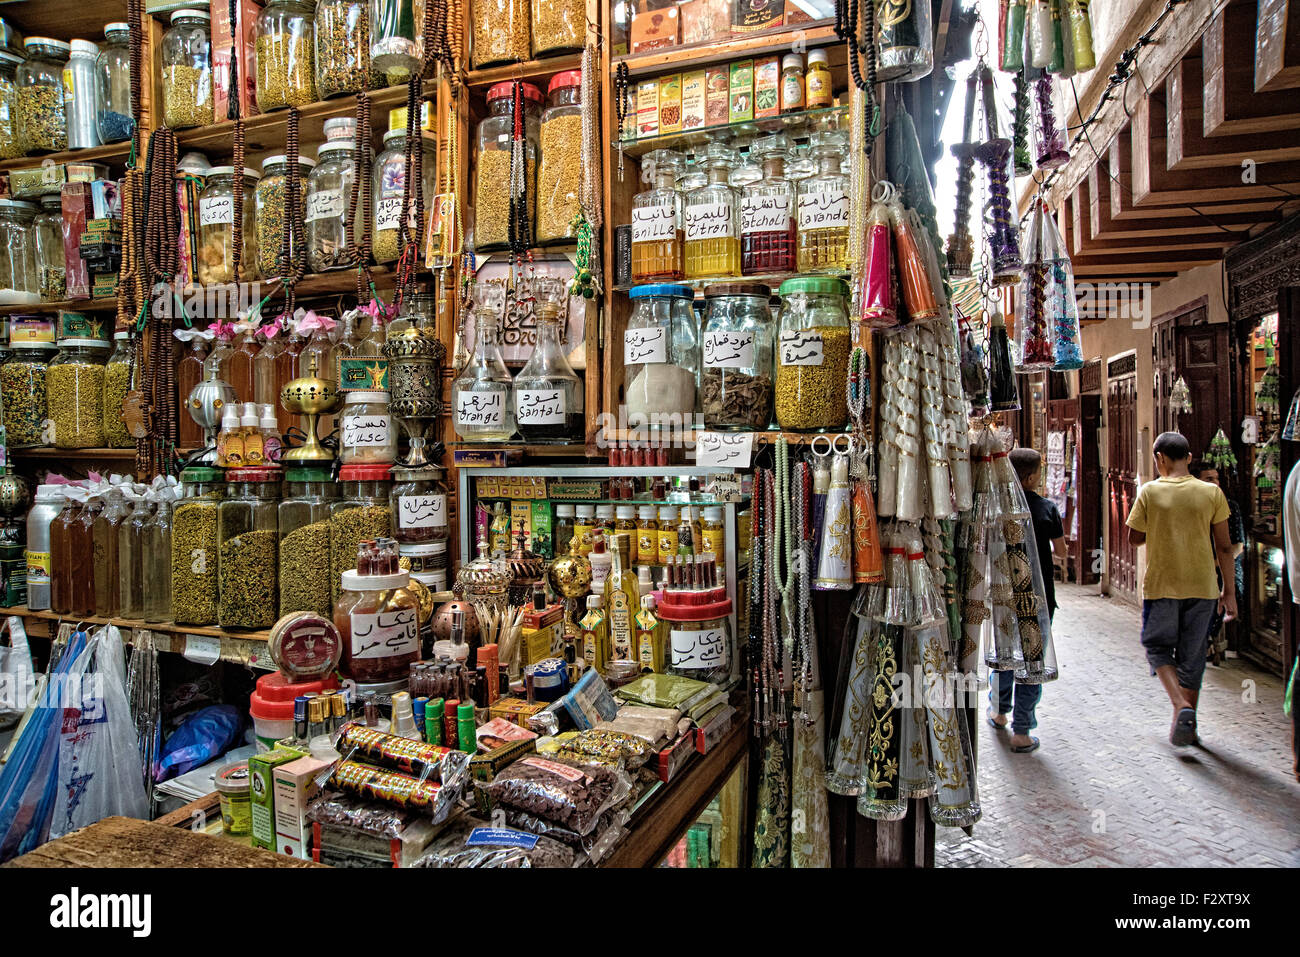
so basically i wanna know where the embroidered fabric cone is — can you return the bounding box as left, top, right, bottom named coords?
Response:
left=826, top=611, right=873, bottom=796
left=855, top=622, right=909, bottom=821
left=898, top=625, right=936, bottom=798
left=814, top=450, right=854, bottom=590
left=860, top=194, right=898, bottom=329
left=915, top=623, right=981, bottom=827
left=790, top=615, right=830, bottom=868
left=853, top=472, right=886, bottom=583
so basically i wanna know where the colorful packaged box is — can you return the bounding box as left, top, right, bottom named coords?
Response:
left=682, top=70, right=707, bottom=131
left=9, top=162, right=108, bottom=200
left=636, top=78, right=660, bottom=138
left=489, top=696, right=548, bottom=727
left=732, top=0, right=783, bottom=33
left=729, top=59, right=754, bottom=123
left=530, top=500, right=553, bottom=557
left=90, top=179, right=122, bottom=220
left=213, top=0, right=262, bottom=120
left=705, top=67, right=729, bottom=127
left=61, top=183, right=94, bottom=300
left=754, top=56, right=780, bottom=118
left=272, top=755, right=334, bottom=858
left=630, top=5, right=679, bottom=52
left=248, top=749, right=299, bottom=852
left=658, top=74, right=682, bottom=134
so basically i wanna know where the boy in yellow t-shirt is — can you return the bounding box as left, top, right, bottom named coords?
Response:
left=1126, top=432, right=1236, bottom=748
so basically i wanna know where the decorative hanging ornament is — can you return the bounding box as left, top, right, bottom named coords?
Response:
left=815, top=447, right=855, bottom=590
left=1028, top=0, right=1053, bottom=67
left=1282, top=388, right=1300, bottom=441
left=860, top=182, right=898, bottom=329
left=987, top=307, right=1021, bottom=412
left=1257, top=360, right=1280, bottom=416
left=876, top=0, right=935, bottom=82
left=1034, top=75, right=1069, bottom=169
left=1016, top=203, right=1054, bottom=370
left=1169, top=375, right=1193, bottom=415
left=1206, top=427, right=1237, bottom=471
left=1001, top=0, right=1027, bottom=71
left=883, top=188, right=941, bottom=323
left=947, top=74, right=978, bottom=277
left=974, top=67, right=1022, bottom=284
left=1047, top=0, right=1066, bottom=73
left=1065, top=0, right=1095, bottom=71
left=1012, top=69, right=1033, bottom=176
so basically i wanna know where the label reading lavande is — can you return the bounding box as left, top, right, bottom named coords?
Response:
left=797, top=184, right=849, bottom=230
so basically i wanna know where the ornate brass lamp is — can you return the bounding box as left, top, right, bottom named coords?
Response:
left=280, top=353, right=341, bottom=464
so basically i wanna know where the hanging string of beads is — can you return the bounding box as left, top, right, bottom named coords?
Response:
left=614, top=63, right=629, bottom=180
left=277, top=107, right=309, bottom=317
left=345, top=16, right=376, bottom=303
left=394, top=74, right=426, bottom=308
left=836, top=0, right=881, bottom=156
left=228, top=0, right=247, bottom=282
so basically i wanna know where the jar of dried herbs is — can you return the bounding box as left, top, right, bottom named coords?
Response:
left=95, top=24, right=135, bottom=144
left=474, top=82, right=541, bottom=252
left=1, top=343, right=53, bottom=447
left=306, top=140, right=357, bottom=272
left=16, top=37, right=68, bottom=155
left=102, top=331, right=134, bottom=448
left=33, top=195, right=65, bottom=302
left=198, top=167, right=260, bottom=283
left=218, top=467, right=282, bottom=630
left=278, top=466, right=337, bottom=616
left=701, top=282, right=774, bottom=430
left=535, top=70, right=582, bottom=244
left=774, top=276, right=850, bottom=432
left=161, top=8, right=215, bottom=129
left=257, top=154, right=317, bottom=278
left=372, top=128, right=435, bottom=264
left=531, top=0, right=583, bottom=58
left=172, top=467, right=224, bottom=625
left=0, top=51, right=22, bottom=160
left=48, top=338, right=109, bottom=449
left=315, top=0, right=380, bottom=98
left=255, top=0, right=317, bottom=113
left=330, top=462, right=392, bottom=605
left=471, top=0, right=530, bottom=68
left=0, top=199, right=38, bottom=305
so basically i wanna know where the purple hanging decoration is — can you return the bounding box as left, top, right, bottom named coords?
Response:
left=1035, top=75, right=1069, bottom=170
left=974, top=66, right=1022, bottom=285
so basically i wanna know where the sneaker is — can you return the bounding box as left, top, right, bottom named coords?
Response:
left=1170, top=707, right=1197, bottom=747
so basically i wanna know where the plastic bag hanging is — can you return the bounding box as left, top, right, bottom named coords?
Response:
left=1001, top=0, right=1027, bottom=71
left=987, top=307, right=1021, bottom=411
left=1046, top=0, right=1066, bottom=72
left=1035, top=75, right=1069, bottom=170
left=815, top=448, right=854, bottom=591
left=1038, top=203, right=1084, bottom=370
left=876, top=0, right=934, bottom=83
left=1028, top=0, right=1054, bottom=67
left=914, top=623, right=981, bottom=827
left=1065, top=0, right=1095, bottom=71
left=1016, top=203, right=1055, bottom=370
left=860, top=183, right=898, bottom=330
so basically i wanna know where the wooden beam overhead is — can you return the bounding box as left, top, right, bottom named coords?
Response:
left=1167, top=54, right=1300, bottom=169
left=1066, top=180, right=1243, bottom=255
left=1203, top=0, right=1300, bottom=135
left=1256, top=0, right=1300, bottom=93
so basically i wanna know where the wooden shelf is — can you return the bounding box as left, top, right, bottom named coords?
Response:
left=0, top=139, right=134, bottom=175
left=613, top=22, right=839, bottom=78
left=466, top=53, right=583, bottom=91
left=0, top=0, right=129, bottom=45
left=10, top=447, right=140, bottom=460
left=614, top=268, right=848, bottom=294
left=601, top=427, right=849, bottom=447
left=0, top=296, right=117, bottom=316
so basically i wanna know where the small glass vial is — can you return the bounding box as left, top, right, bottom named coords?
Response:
left=805, top=49, right=832, bottom=109
left=796, top=131, right=850, bottom=273
left=657, top=506, right=679, bottom=565
left=573, top=504, right=595, bottom=556
left=630, top=149, right=685, bottom=283
left=553, top=503, right=575, bottom=556
left=636, top=506, right=658, bottom=567
left=684, top=143, right=740, bottom=280
left=780, top=54, right=804, bottom=113
left=700, top=506, right=725, bottom=571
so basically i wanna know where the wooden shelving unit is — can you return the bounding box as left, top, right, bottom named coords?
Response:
left=0, top=139, right=134, bottom=175
left=465, top=52, right=583, bottom=90
left=612, top=21, right=839, bottom=77
left=0, top=297, right=117, bottom=315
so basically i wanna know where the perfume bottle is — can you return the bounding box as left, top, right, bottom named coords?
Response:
left=740, top=137, right=796, bottom=274
left=631, top=149, right=685, bottom=283
left=512, top=276, right=584, bottom=442
left=684, top=142, right=740, bottom=280
left=796, top=131, right=850, bottom=273
left=452, top=282, right=516, bottom=442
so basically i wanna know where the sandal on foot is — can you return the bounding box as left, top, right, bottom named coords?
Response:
left=1170, top=708, right=1197, bottom=747
left=986, top=708, right=1008, bottom=732
left=1010, top=736, right=1040, bottom=754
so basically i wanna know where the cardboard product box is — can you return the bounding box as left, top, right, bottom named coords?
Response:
left=732, top=0, right=783, bottom=33
left=636, top=78, right=660, bottom=139
left=312, top=817, right=444, bottom=867
left=681, top=70, right=707, bottom=131
left=214, top=0, right=262, bottom=121
left=61, top=183, right=95, bottom=300
left=547, top=480, right=606, bottom=500
left=489, top=696, right=548, bottom=727
left=694, top=704, right=737, bottom=754
left=530, top=500, right=553, bottom=558
left=658, top=74, right=682, bottom=134
left=656, top=727, right=698, bottom=783
left=754, top=56, right=780, bottom=118
left=630, top=5, right=679, bottom=52
left=729, top=60, right=754, bottom=123
left=176, top=170, right=206, bottom=289
left=248, top=749, right=298, bottom=851
left=680, top=0, right=732, bottom=44
left=510, top=500, right=532, bottom=545
left=705, top=67, right=730, bottom=127
left=272, top=755, right=334, bottom=858
left=90, top=179, right=122, bottom=220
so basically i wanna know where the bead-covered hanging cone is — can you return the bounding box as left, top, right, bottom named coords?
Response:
left=1016, top=203, right=1055, bottom=371
left=976, top=138, right=1023, bottom=284
left=1034, top=203, right=1084, bottom=371
left=1034, top=75, right=1069, bottom=169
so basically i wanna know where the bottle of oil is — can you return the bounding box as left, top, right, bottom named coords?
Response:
left=579, top=593, right=608, bottom=674
left=684, top=142, right=740, bottom=280
left=606, top=533, right=639, bottom=661
left=796, top=130, right=850, bottom=273
left=631, top=149, right=685, bottom=283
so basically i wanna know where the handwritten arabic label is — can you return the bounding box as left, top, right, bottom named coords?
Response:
left=702, top=330, right=755, bottom=369
left=797, top=184, right=849, bottom=230
left=516, top=389, right=566, bottom=424
left=183, top=634, right=221, bottom=666
left=624, top=326, right=668, bottom=365
left=685, top=202, right=735, bottom=241
left=349, top=608, right=419, bottom=660
left=398, top=494, right=447, bottom=530
left=375, top=196, right=404, bottom=231
left=305, top=187, right=344, bottom=224
left=740, top=194, right=792, bottom=235
left=779, top=331, right=824, bottom=367
left=694, top=430, right=754, bottom=468
left=342, top=414, right=392, bottom=448
left=670, top=627, right=729, bottom=669
left=455, top=390, right=505, bottom=427
left=198, top=196, right=233, bottom=226
left=631, top=204, right=675, bottom=243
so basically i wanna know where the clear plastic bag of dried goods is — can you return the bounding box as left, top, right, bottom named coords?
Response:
left=559, top=728, right=655, bottom=769
left=503, top=805, right=629, bottom=865
left=484, top=753, right=632, bottom=836
left=305, top=787, right=424, bottom=839
left=414, top=821, right=577, bottom=868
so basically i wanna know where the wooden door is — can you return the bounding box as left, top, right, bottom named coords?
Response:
left=1153, top=301, right=1231, bottom=459
left=1107, top=358, right=1139, bottom=598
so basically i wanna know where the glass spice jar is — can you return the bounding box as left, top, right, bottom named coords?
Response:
left=335, top=537, right=420, bottom=683
left=218, top=467, right=282, bottom=630
left=95, top=24, right=134, bottom=143
left=162, top=8, right=215, bottom=129
left=390, top=464, right=449, bottom=546
left=684, top=143, right=740, bottom=280
left=701, top=282, right=774, bottom=430
left=0, top=51, right=22, bottom=160
left=278, top=465, right=336, bottom=616
left=339, top=390, right=397, bottom=464
left=172, top=467, right=225, bottom=625
left=796, top=131, right=850, bottom=273
left=630, top=149, right=685, bottom=283
left=0, top=199, right=38, bottom=305
left=66, top=40, right=101, bottom=149
left=451, top=281, right=515, bottom=442
left=47, top=338, right=109, bottom=449
left=142, top=493, right=174, bottom=623
left=2, top=343, right=53, bottom=447
left=531, top=0, right=583, bottom=57
left=315, top=0, right=380, bottom=98
left=370, top=0, right=424, bottom=79
left=102, top=331, right=134, bottom=448
left=624, top=283, right=700, bottom=426
left=512, top=275, right=583, bottom=442
left=257, top=154, right=317, bottom=279
left=471, top=0, right=530, bottom=68
left=197, top=167, right=260, bottom=284
left=34, top=194, right=65, bottom=302
left=774, top=276, right=850, bottom=432
left=92, top=484, right=129, bottom=617
left=306, top=140, right=357, bottom=272
left=256, top=0, right=317, bottom=112
left=372, top=128, right=417, bottom=264
left=535, top=70, right=583, bottom=244
left=474, top=82, right=541, bottom=252
left=118, top=492, right=153, bottom=619
left=330, top=462, right=393, bottom=604
left=780, top=53, right=804, bottom=113
left=17, top=38, right=69, bottom=155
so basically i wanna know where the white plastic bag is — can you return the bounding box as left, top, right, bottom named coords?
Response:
left=49, top=626, right=149, bottom=838
left=0, top=615, right=34, bottom=723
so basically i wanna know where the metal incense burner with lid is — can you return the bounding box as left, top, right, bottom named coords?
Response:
left=384, top=292, right=446, bottom=470
left=281, top=353, right=341, bottom=464
left=188, top=364, right=238, bottom=466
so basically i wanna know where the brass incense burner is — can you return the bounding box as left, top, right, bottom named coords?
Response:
left=281, top=353, right=341, bottom=464
left=384, top=293, right=446, bottom=470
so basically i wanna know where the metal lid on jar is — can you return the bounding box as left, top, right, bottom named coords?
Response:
left=170, top=8, right=211, bottom=22
left=323, top=116, right=357, bottom=140
left=104, top=22, right=131, bottom=35
left=343, top=390, right=388, bottom=404
left=703, top=282, right=770, bottom=299
left=225, top=466, right=282, bottom=482
left=392, top=464, right=446, bottom=482
left=56, top=338, right=110, bottom=348
left=778, top=276, right=850, bottom=298
left=0, top=198, right=36, bottom=211
left=180, top=466, right=225, bottom=483
left=548, top=70, right=582, bottom=94
left=268, top=611, right=343, bottom=680
left=0, top=51, right=22, bottom=68
left=207, top=165, right=260, bottom=179
left=263, top=154, right=317, bottom=170
left=382, top=128, right=407, bottom=145
left=629, top=283, right=694, bottom=300
left=782, top=53, right=803, bottom=70
left=69, top=39, right=99, bottom=57
left=486, top=80, right=543, bottom=104
left=339, top=462, right=392, bottom=482
left=24, top=37, right=70, bottom=54
left=807, top=49, right=830, bottom=65
left=284, top=466, right=333, bottom=483
left=317, top=141, right=354, bottom=159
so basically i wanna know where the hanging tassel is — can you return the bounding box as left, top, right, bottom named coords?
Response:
left=1035, top=75, right=1070, bottom=169
left=1039, top=205, right=1083, bottom=370
left=860, top=184, right=898, bottom=329
left=893, top=334, right=924, bottom=522
left=815, top=451, right=854, bottom=591
left=1065, top=0, right=1095, bottom=72
left=958, top=309, right=991, bottom=415
left=904, top=524, right=945, bottom=625
left=1047, top=0, right=1066, bottom=73
left=889, top=201, right=941, bottom=323
left=852, top=473, right=885, bottom=583
left=1029, top=0, right=1053, bottom=68
left=987, top=308, right=1021, bottom=411
left=1002, top=0, right=1027, bottom=71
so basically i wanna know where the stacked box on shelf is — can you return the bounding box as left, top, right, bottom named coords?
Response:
left=81, top=218, right=123, bottom=296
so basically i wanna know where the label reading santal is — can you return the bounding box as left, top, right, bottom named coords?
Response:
left=516, top=389, right=566, bottom=424
left=779, top=331, right=824, bottom=366
left=797, top=185, right=849, bottom=230
left=703, top=330, right=755, bottom=369
left=631, top=204, right=675, bottom=243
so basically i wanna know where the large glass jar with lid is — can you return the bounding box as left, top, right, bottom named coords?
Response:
left=701, top=282, right=773, bottom=429
left=65, top=40, right=100, bottom=149
left=336, top=538, right=421, bottom=683
left=48, top=338, right=109, bottom=449
left=278, top=466, right=337, bottom=616
left=95, top=23, right=133, bottom=143
left=0, top=51, right=22, bottom=159
left=2, top=343, right=52, bottom=447
left=307, top=140, right=357, bottom=271
left=531, top=0, right=583, bottom=57
left=102, top=331, right=134, bottom=448
left=535, top=70, right=583, bottom=244
left=162, top=9, right=214, bottom=129
left=0, top=200, right=37, bottom=305
left=391, top=465, right=449, bottom=590
left=631, top=149, right=684, bottom=283
left=257, top=154, right=317, bottom=279
left=198, top=167, right=260, bottom=283
left=474, top=82, right=541, bottom=252
left=256, top=0, right=317, bottom=112
left=218, top=467, right=282, bottom=630
left=796, top=131, right=850, bottom=273
left=471, top=0, right=530, bottom=68
left=340, top=391, right=397, bottom=464
left=34, top=194, right=65, bottom=301
left=740, top=139, right=796, bottom=275
left=142, top=494, right=174, bottom=623
left=330, top=463, right=393, bottom=603
left=452, top=281, right=515, bottom=442
left=512, top=276, right=583, bottom=442
left=172, top=467, right=225, bottom=625
left=774, top=276, right=850, bottom=431
left=93, top=484, right=129, bottom=617
left=624, top=284, right=699, bottom=425
left=372, top=128, right=432, bottom=264
left=316, top=0, right=380, bottom=98
left=16, top=38, right=68, bottom=154
left=684, top=143, right=740, bottom=280
left=370, top=0, right=424, bottom=79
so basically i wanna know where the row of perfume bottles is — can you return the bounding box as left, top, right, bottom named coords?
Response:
left=216, top=402, right=284, bottom=467
left=629, top=131, right=852, bottom=283
left=450, top=278, right=584, bottom=444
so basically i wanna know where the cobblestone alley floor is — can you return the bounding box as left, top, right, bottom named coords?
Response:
left=937, top=584, right=1300, bottom=868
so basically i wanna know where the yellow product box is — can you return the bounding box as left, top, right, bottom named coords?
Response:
left=475, top=477, right=500, bottom=499
left=658, top=74, right=682, bottom=134
left=489, top=696, right=549, bottom=727
left=682, top=70, right=707, bottom=131
left=729, top=59, right=754, bottom=123
left=637, top=78, right=660, bottom=138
